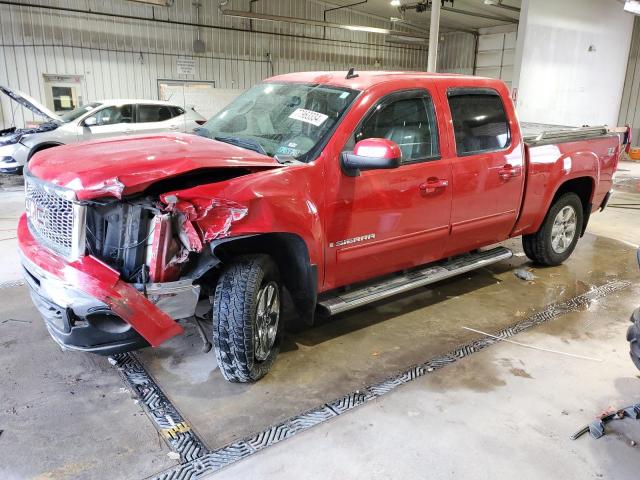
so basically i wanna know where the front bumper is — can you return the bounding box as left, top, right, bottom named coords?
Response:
left=0, top=142, right=29, bottom=173
left=18, top=214, right=184, bottom=353
left=22, top=260, right=149, bottom=355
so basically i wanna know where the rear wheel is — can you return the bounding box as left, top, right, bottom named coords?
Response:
left=212, top=255, right=282, bottom=383
left=522, top=193, right=584, bottom=266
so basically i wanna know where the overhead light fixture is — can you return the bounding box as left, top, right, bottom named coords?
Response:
left=390, top=16, right=402, bottom=22
left=128, top=0, right=171, bottom=5
left=344, top=25, right=390, bottom=34
left=483, top=0, right=499, bottom=4
left=624, top=0, right=640, bottom=14
left=391, top=0, right=401, bottom=6
left=386, top=34, right=428, bottom=45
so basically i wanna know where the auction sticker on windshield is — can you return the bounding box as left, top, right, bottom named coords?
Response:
left=289, top=108, right=328, bottom=127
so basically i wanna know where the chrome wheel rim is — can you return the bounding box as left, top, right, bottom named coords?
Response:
left=254, top=281, right=280, bottom=362
left=551, top=205, right=577, bottom=254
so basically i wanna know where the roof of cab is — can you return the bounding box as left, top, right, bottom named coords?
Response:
left=265, top=71, right=493, bottom=90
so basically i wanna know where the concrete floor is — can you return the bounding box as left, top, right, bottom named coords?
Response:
left=1, top=162, right=639, bottom=479
left=0, top=286, right=178, bottom=480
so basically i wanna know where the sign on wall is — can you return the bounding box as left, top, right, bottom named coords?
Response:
left=176, top=57, right=196, bottom=76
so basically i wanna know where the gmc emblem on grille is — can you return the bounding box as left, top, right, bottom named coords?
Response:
left=25, top=197, right=46, bottom=229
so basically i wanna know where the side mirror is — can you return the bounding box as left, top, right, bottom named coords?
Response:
left=83, top=117, right=98, bottom=127
left=341, top=138, right=401, bottom=177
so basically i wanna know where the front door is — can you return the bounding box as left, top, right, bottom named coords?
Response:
left=80, top=104, right=135, bottom=140
left=326, top=89, right=452, bottom=288
left=443, top=87, right=525, bottom=256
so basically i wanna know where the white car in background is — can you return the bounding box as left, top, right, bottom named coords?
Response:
left=0, top=86, right=206, bottom=174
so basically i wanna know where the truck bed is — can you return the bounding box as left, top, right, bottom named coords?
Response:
left=521, top=122, right=620, bottom=147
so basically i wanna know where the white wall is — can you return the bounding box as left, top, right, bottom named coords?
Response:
left=475, top=24, right=517, bottom=90
left=513, top=0, right=634, bottom=127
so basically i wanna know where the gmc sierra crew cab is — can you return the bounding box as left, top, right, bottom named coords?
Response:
left=18, top=71, right=629, bottom=383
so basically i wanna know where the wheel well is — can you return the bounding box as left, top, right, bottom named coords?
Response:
left=551, top=177, right=594, bottom=235
left=212, top=233, right=317, bottom=325
left=28, top=142, right=63, bottom=161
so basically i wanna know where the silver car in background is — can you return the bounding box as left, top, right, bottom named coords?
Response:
left=0, top=86, right=206, bottom=174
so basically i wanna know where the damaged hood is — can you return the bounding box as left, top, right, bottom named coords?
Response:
left=27, top=133, right=284, bottom=200
left=0, top=85, right=61, bottom=123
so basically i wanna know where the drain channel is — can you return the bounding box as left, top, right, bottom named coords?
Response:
left=112, top=353, right=207, bottom=463
left=140, top=279, right=630, bottom=479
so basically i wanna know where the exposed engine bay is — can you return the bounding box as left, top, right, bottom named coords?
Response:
left=0, top=122, right=60, bottom=146
left=83, top=191, right=248, bottom=286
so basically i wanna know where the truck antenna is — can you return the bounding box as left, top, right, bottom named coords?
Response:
left=346, top=67, right=359, bottom=80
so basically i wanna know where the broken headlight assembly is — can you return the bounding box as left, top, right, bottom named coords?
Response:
left=0, top=129, right=22, bottom=146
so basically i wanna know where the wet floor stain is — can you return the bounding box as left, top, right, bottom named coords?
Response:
left=510, top=367, right=533, bottom=379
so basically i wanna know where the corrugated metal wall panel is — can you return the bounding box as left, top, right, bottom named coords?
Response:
left=474, top=28, right=516, bottom=88
left=437, top=32, right=476, bottom=75
left=619, top=16, right=640, bottom=145
left=0, top=0, right=437, bottom=128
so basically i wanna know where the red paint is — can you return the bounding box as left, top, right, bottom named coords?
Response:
left=18, top=215, right=183, bottom=346
left=162, top=196, right=248, bottom=244
left=353, top=138, right=402, bottom=159
left=148, top=215, right=181, bottom=283
left=20, top=71, right=626, bottom=346
left=28, top=133, right=282, bottom=201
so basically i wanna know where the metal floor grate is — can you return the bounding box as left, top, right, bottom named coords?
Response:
left=132, top=279, right=631, bottom=480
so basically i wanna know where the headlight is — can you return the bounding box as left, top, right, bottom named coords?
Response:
left=0, top=132, right=22, bottom=146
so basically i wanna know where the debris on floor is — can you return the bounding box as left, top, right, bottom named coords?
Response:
left=514, top=268, right=537, bottom=281
left=462, top=326, right=603, bottom=362
left=571, top=403, right=640, bottom=440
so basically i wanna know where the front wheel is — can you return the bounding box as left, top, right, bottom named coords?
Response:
left=212, top=255, right=283, bottom=383
left=522, top=192, right=584, bottom=266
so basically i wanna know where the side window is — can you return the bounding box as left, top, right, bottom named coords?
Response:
left=355, top=94, right=439, bottom=163
left=86, top=105, right=133, bottom=126
left=137, top=104, right=173, bottom=123
left=171, top=106, right=185, bottom=117
left=447, top=90, right=510, bottom=155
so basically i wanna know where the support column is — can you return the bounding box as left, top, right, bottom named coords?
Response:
left=427, top=0, right=441, bottom=72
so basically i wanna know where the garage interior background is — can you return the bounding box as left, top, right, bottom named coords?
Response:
left=0, top=0, right=639, bottom=138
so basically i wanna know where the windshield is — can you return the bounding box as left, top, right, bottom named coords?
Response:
left=199, top=83, right=359, bottom=161
left=60, top=102, right=102, bottom=122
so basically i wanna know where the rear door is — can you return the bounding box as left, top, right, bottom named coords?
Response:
left=443, top=87, right=524, bottom=255
left=134, top=104, right=181, bottom=134
left=327, top=88, right=453, bottom=287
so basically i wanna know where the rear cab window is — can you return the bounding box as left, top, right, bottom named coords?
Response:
left=447, top=88, right=511, bottom=156
left=355, top=90, right=440, bottom=164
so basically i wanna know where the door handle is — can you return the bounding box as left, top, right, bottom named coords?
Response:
left=124, top=128, right=134, bottom=134
left=499, top=164, right=521, bottom=180
left=169, top=124, right=179, bottom=131
left=419, top=178, right=449, bottom=194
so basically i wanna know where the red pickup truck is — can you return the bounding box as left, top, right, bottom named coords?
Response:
left=18, top=71, right=627, bottom=383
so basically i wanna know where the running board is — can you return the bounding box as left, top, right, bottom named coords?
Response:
left=318, top=247, right=513, bottom=315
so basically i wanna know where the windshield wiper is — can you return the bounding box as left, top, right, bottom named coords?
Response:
left=214, top=135, right=268, bottom=156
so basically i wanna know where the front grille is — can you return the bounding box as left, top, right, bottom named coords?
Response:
left=24, top=174, right=85, bottom=258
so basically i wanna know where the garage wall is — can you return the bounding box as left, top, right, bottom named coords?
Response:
left=513, top=0, right=633, bottom=127
left=437, top=32, right=476, bottom=76
left=619, top=16, right=640, bottom=146
left=0, top=0, right=430, bottom=129
left=474, top=25, right=516, bottom=90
